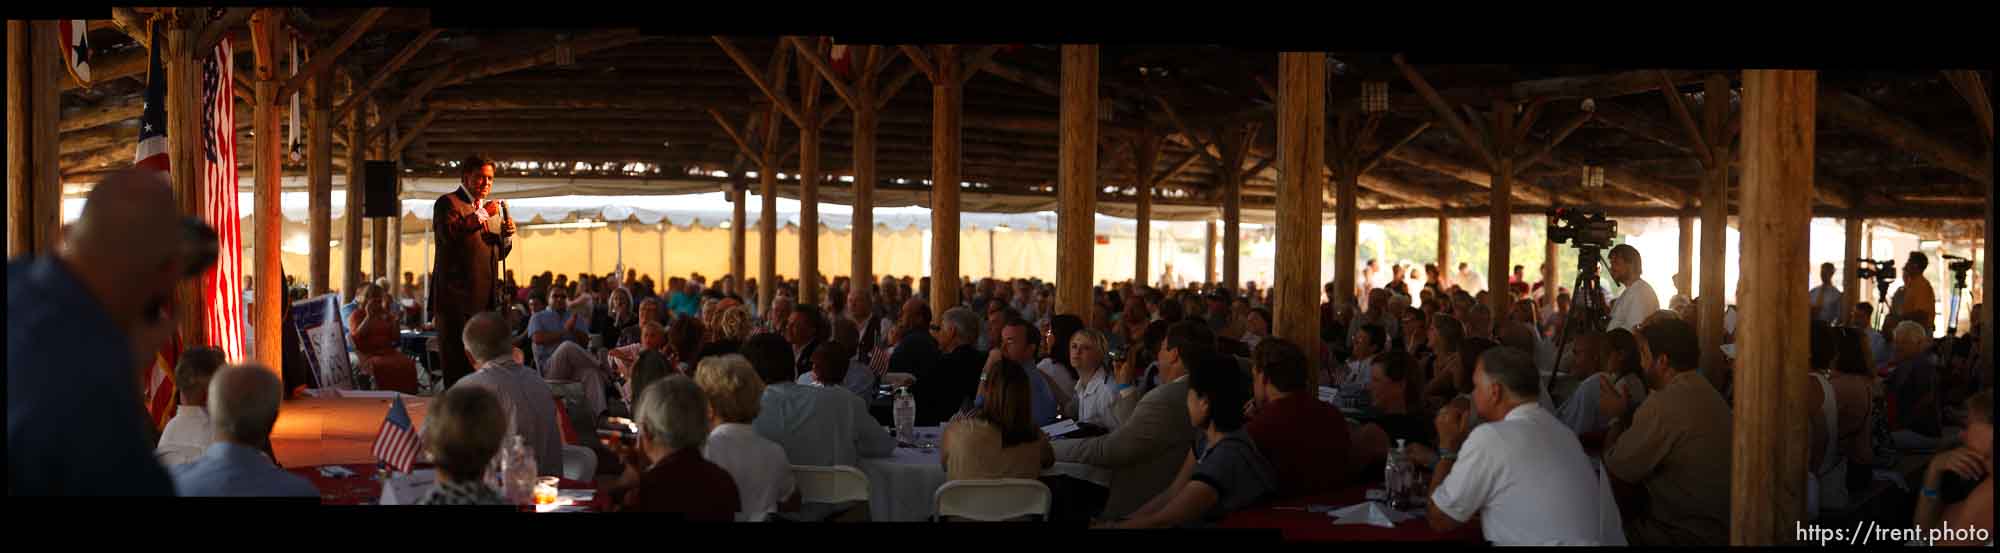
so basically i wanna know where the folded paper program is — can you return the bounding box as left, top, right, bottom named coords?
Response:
left=1329, top=501, right=1417, bottom=529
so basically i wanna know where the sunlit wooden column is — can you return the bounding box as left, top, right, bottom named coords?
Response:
left=759, top=154, right=778, bottom=311
left=1698, top=74, right=1732, bottom=376
left=1731, top=68, right=1816, bottom=546
left=850, top=92, right=877, bottom=293
left=1204, top=220, right=1217, bottom=285
left=1437, top=217, right=1452, bottom=290
left=1332, top=123, right=1360, bottom=311
left=1133, top=134, right=1159, bottom=286
left=928, top=47, right=964, bottom=316
left=1841, top=214, right=1863, bottom=324
left=344, top=90, right=366, bottom=300
left=308, top=71, right=334, bottom=295
left=1055, top=44, right=1098, bottom=317
left=165, top=13, right=210, bottom=349
left=1273, top=52, right=1326, bottom=383
left=1677, top=215, right=1695, bottom=298
left=6, top=20, right=60, bottom=257
left=730, top=169, right=747, bottom=296
left=797, top=50, right=823, bottom=306
left=1486, top=99, right=1514, bottom=317
left=250, top=10, right=285, bottom=371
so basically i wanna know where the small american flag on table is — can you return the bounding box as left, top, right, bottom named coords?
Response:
left=372, top=394, right=423, bottom=473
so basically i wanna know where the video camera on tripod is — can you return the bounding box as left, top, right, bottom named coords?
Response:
left=1855, top=258, right=1897, bottom=308
left=1943, top=254, right=1973, bottom=288
left=1543, top=206, right=1616, bottom=397
left=1548, top=207, right=1617, bottom=249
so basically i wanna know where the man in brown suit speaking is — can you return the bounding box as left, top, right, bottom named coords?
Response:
left=432, top=156, right=515, bottom=387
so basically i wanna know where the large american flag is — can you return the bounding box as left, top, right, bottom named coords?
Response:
left=201, top=33, right=247, bottom=365
left=373, top=394, right=424, bottom=473
left=136, top=19, right=174, bottom=423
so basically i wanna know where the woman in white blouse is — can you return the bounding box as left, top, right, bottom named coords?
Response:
left=1067, top=328, right=1121, bottom=430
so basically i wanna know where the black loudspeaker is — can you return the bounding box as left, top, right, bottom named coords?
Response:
left=362, top=160, right=400, bottom=218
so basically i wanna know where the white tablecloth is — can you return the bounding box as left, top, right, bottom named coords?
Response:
left=856, top=426, right=1109, bottom=521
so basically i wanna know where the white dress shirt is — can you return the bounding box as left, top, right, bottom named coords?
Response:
left=453, top=358, right=564, bottom=477
left=155, top=405, right=214, bottom=467
left=751, top=382, right=897, bottom=468
left=1432, top=404, right=1609, bottom=545
left=1809, top=284, right=1843, bottom=323
left=703, top=422, right=797, bottom=522
left=1072, top=368, right=1120, bottom=429
left=1606, top=277, right=1660, bottom=332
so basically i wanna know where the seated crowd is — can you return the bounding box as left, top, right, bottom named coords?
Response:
left=8, top=174, right=1991, bottom=543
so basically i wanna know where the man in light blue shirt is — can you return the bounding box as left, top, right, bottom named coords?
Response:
left=997, top=317, right=1060, bottom=425
left=740, top=334, right=895, bottom=469
left=172, top=365, right=319, bottom=497
left=528, top=287, right=589, bottom=369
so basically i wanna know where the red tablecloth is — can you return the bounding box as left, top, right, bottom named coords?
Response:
left=288, top=463, right=606, bottom=510
left=1218, top=485, right=1484, bottom=542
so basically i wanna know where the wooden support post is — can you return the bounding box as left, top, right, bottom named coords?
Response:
left=252, top=50, right=284, bottom=370
left=797, top=41, right=824, bottom=306
left=1204, top=220, right=1217, bottom=285
left=165, top=14, right=210, bottom=351
left=1488, top=99, right=1515, bottom=318
left=1274, top=52, right=1326, bottom=384
left=1698, top=74, right=1732, bottom=376
left=1732, top=69, right=1816, bottom=546
left=1333, top=116, right=1361, bottom=312
left=308, top=72, right=334, bottom=295
left=1056, top=45, right=1098, bottom=317
left=7, top=21, right=61, bottom=257
left=730, top=169, right=747, bottom=298
left=1985, top=153, right=1995, bottom=368
left=385, top=129, right=403, bottom=300
left=344, top=99, right=367, bottom=300
left=759, top=155, right=778, bottom=313
left=798, top=119, right=821, bottom=305
left=1222, top=127, right=1246, bottom=293
left=1678, top=215, right=1695, bottom=298
left=1545, top=223, right=1559, bottom=301
left=1134, top=134, right=1160, bottom=286
left=851, top=95, right=876, bottom=292
left=1841, top=215, right=1863, bottom=325
left=1437, top=217, right=1452, bottom=291
left=929, top=47, right=964, bottom=317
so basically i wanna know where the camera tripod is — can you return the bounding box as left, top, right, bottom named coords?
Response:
left=1547, top=245, right=1610, bottom=399
left=1936, top=262, right=1981, bottom=394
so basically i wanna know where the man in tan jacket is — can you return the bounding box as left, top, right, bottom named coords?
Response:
left=1054, top=320, right=1212, bottom=518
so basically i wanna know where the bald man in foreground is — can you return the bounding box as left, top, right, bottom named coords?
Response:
left=170, top=365, right=318, bottom=497
left=9, top=170, right=206, bottom=496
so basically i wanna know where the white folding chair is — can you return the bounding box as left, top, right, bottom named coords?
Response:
left=933, top=478, right=1051, bottom=522
left=561, top=444, right=597, bottom=482
left=787, top=465, right=870, bottom=521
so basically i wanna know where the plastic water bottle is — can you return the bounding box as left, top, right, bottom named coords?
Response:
left=1385, top=439, right=1409, bottom=510
left=893, top=386, right=916, bottom=444
left=497, top=435, right=538, bottom=505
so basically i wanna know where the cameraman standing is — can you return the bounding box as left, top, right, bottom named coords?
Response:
left=1605, top=244, right=1659, bottom=332
left=1887, top=252, right=1937, bottom=335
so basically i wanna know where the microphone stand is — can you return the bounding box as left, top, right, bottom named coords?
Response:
left=493, top=200, right=510, bottom=314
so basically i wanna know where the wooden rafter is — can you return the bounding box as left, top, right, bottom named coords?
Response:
left=1655, top=70, right=1714, bottom=168
left=276, top=7, right=386, bottom=98
left=1820, top=89, right=1991, bottom=185
left=1513, top=110, right=1594, bottom=171
left=897, top=45, right=938, bottom=83
left=714, top=36, right=803, bottom=126
left=1391, top=54, right=1498, bottom=169
left=1941, top=70, right=1993, bottom=146
left=1357, top=121, right=1431, bottom=176
left=389, top=109, right=438, bottom=155
left=333, top=28, right=439, bottom=120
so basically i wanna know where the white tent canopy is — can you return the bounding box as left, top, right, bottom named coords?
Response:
left=64, top=189, right=1260, bottom=240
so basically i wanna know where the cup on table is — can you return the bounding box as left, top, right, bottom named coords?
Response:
left=534, top=476, right=560, bottom=505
